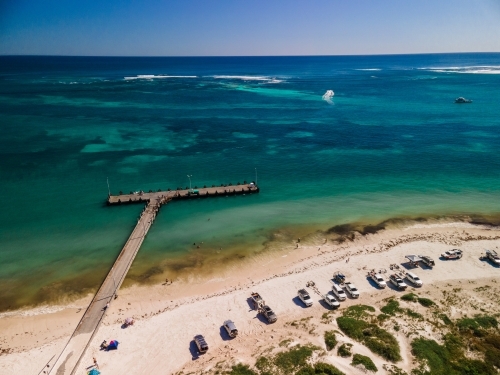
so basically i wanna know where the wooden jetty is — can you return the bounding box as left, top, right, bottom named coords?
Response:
left=49, top=183, right=258, bottom=375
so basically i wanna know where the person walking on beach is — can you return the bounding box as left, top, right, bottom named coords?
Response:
left=93, top=357, right=98, bottom=369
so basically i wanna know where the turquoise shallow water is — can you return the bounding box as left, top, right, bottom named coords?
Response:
left=1, top=54, right=500, bottom=310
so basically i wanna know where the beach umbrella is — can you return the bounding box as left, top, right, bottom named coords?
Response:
left=107, top=340, right=119, bottom=350
left=88, top=369, right=101, bottom=375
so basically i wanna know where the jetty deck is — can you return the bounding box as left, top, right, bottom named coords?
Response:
left=49, top=183, right=258, bottom=375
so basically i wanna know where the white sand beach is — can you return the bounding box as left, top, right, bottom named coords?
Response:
left=1, top=221, right=500, bottom=375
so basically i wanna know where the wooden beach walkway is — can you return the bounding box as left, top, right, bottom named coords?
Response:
left=49, top=183, right=258, bottom=375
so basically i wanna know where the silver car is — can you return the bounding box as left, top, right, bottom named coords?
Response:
left=223, top=320, right=238, bottom=338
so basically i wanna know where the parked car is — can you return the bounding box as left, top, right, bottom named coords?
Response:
left=324, top=293, right=340, bottom=309
left=298, top=289, right=313, bottom=307
left=194, top=335, right=208, bottom=354
left=369, top=272, right=387, bottom=288
left=223, top=320, right=238, bottom=338
left=483, top=250, right=500, bottom=265
left=441, top=249, right=463, bottom=260
left=344, top=282, right=360, bottom=298
left=418, top=255, right=435, bottom=267
left=332, top=284, right=347, bottom=301
left=389, top=274, right=408, bottom=290
left=260, top=305, right=277, bottom=323
left=405, top=272, right=423, bottom=287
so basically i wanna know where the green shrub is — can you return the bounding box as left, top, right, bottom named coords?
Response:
left=381, top=299, right=403, bottom=316
left=457, top=315, right=498, bottom=336
left=411, top=338, right=452, bottom=374
left=337, top=317, right=401, bottom=362
left=474, top=315, right=498, bottom=329
left=377, top=313, right=390, bottom=322
left=411, top=337, right=497, bottom=375
left=273, top=345, right=315, bottom=373
left=343, top=305, right=376, bottom=319
left=324, top=331, right=338, bottom=351
left=405, top=309, right=423, bottom=320
left=256, top=344, right=321, bottom=375
left=439, top=313, right=452, bottom=325
left=337, top=343, right=352, bottom=357
left=401, top=293, right=417, bottom=302
left=351, top=353, right=378, bottom=372
left=417, top=297, right=435, bottom=307
left=226, top=364, right=258, bottom=375
left=295, top=363, right=346, bottom=375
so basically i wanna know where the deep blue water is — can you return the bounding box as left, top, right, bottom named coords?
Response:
left=1, top=54, right=500, bottom=310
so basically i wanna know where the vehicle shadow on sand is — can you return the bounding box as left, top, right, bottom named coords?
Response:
left=189, top=340, right=200, bottom=360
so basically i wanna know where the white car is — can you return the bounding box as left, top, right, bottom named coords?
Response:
left=332, top=284, right=347, bottom=301
left=298, top=289, right=313, bottom=307
left=370, top=273, right=387, bottom=288
left=324, top=293, right=340, bottom=309
left=405, top=272, right=423, bottom=287
left=344, top=282, right=360, bottom=298
left=441, top=249, right=463, bottom=260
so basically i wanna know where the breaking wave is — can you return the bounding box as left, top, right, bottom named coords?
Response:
left=356, top=68, right=382, bottom=71
left=124, top=75, right=197, bottom=80
left=418, top=66, right=500, bottom=75
left=211, top=75, right=283, bottom=83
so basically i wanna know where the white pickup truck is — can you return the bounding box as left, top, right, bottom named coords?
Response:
left=389, top=274, right=408, bottom=290
left=369, top=272, right=387, bottom=288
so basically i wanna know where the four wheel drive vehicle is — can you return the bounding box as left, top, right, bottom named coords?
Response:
left=194, top=334, right=208, bottom=353
left=483, top=250, right=500, bottom=265
left=333, top=272, right=346, bottom=284
left=405, top=272, right=423, bottom=287
left=324, top=293, right=340, bottom=309
left=344, top=282, right=360, bottom=298
left=441, top=249, right=463, bottom=259
left=332, top=283, right=347, bottom=301
left=223, top=320, right=238, bottom=338
left=250, top=292, right=265, bottom=310
left=298, top=289, right=313, bottom=307
left=418, top=255, right=435, bottom=267
left=259, top=305, right=278, bottom=323
left=389, top=274, right=408, bottom=290
left=369, top=272, right=387, bottom=288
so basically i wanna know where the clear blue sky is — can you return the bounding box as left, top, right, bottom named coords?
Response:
left=1, top=0, right=500, bottom=56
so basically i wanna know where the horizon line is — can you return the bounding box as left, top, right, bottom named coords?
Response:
left=1, top=51, right=500, bottom=58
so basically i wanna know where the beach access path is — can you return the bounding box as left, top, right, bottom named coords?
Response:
left=49, top=184, right=258, bottom=375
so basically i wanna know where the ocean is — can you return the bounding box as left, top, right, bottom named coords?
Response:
left=1, top=54, right=500, bottom=311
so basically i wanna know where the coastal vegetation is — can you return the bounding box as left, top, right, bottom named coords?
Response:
left=324, top=331, right=338, bottom=351
left=336, top=305, right=401, bottom=362
left=351, top=353, right=378, bottom=372
left=337, top=343, right=352, bottom=357
left=411, top=314, right=500, bottom=375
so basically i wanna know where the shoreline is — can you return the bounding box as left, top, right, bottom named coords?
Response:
left=3, top=212, right=500, bottom=314
left=2, top=220, right=500, bottom=374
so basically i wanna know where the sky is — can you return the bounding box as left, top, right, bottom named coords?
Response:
left=1, top=0, right=500, bottom=56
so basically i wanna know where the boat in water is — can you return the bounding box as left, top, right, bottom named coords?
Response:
left=455, top=97, right=472, bottom=103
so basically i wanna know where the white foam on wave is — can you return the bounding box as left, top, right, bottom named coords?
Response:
left=124, top=75, right=197, bottom=80
left=419, top=66, right=500, bottom=75
left=211, top=75, right=283, bottom=83
left=356, top=68, right=382, bottom=71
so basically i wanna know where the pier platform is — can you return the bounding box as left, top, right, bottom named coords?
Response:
left=107, top=183, right=259, bottom=205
